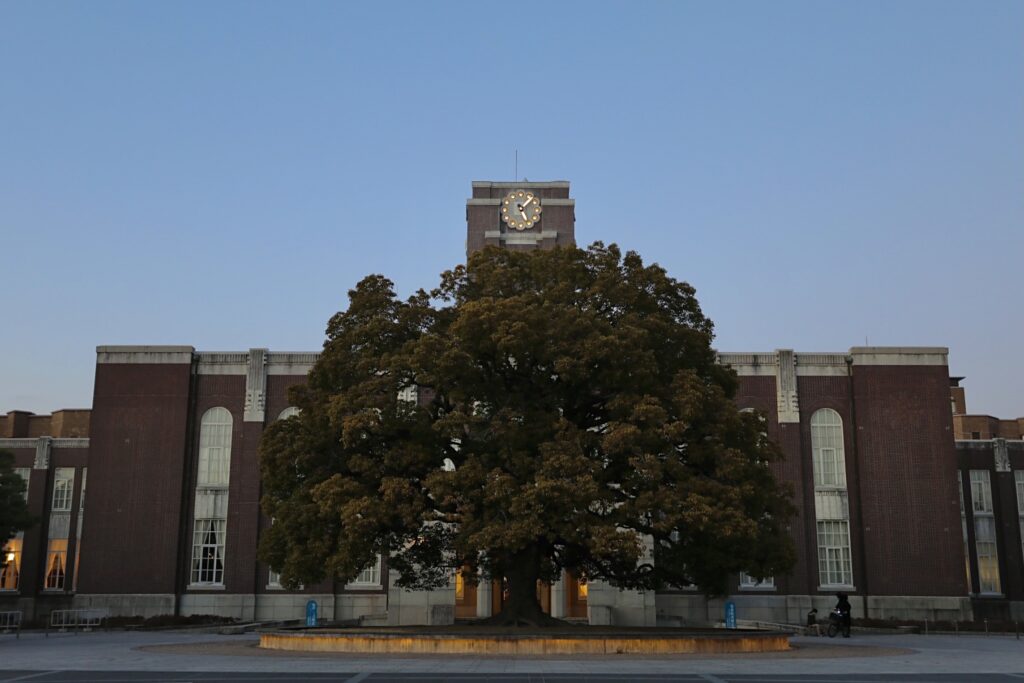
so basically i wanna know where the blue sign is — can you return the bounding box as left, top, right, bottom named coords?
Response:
left=725, top=600, right=737, bottom=629
left=305, top=600, right=318, bottom=627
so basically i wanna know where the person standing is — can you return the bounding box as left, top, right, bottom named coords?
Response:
left=835, top=592, right=852, bottom=637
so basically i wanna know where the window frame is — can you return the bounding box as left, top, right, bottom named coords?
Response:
left=190, top=518, right=227, bottom=587
left=969, top=469, right=1001, bottom=594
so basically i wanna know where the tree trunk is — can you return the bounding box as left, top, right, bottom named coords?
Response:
left=482, top=545, right=563, bottom=627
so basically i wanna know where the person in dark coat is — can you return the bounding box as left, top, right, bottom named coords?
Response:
left=835, top=592, right=852, bottom=637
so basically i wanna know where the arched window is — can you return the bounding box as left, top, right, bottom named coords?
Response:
left=278, top=406, right=300, bottom=421
left=191, top=407, right=231, bottom=586
left=810, top=408, right=846, bottom=488
left=197, top=407, right=232, bottom=487
left=810, top=408, right=853, bottom=587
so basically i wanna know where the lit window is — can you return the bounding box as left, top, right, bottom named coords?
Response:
left=1, top=539, right=22, bottom=590
left=577, top=577, right=588, bottom=600
left=51, top=468, right=75, bottom=512
left=198, top=408, right=232, bottom=487
left=267, top=569, right=281, bottom=588
left=191, top=519, right=226, bottom=585
left=970, top=470, right=1000, bottom=594
left=811, top=409, right=853, bottom=587
left=455, top=571, right=465, bottom=600
left=45, top=539, right=68, bottom=590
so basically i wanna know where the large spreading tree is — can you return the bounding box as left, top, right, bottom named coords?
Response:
left=1, top=450, right=35, bottom=569
left=259, top=244, right=795, bottom=625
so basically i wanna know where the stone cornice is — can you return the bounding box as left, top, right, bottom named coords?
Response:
left=97, top=346, right=194, bottom=364
left=0, top=437, right=89, bottom=450
left=471, top=180, right=570, bottom=189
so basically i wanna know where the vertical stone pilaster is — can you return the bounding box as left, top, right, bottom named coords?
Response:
left=550, top=572, right=566, bottom=619
left=993, top=439, right=1010, bottom=472
left=475, top=577, right=493, bottom=618
left=33, top=436, right=52, bottom=470
left=244, top=348, right=267, bottom=423
left=775, top=349, right=800, bottom=424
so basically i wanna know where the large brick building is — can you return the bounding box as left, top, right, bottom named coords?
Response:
left=2, top=181, right=1021, bottom=625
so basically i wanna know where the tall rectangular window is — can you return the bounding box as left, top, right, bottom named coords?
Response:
left=197, top=408, right=232, bottom=487
left=957, top=471, right=972, bottom=589
left=74, top=468, right=87, bottom=592
left=1015, top=471, right=1024, bottom=567
left=51, top=468, right=75, bottom=512
left=191, top=519, right=226, bottom=585
left=2, top=469, right=30, bottom=591
left=191, top=408, right=232, bottom=586
left=817, top=519, right=854, bottom=587
left=14, top=468, right=29, bottom=501
left=1, top=538, right=22, bottom=591
left=811, top=409, right=853, bottom=588
left=970, top=470, right=1000, bottom=594
left=45, top=539, right=68, bottom=590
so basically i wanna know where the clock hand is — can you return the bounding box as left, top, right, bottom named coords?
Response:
left=518, top=204, right=527, bottom=219
left=521, top=196, right=535, bottom=208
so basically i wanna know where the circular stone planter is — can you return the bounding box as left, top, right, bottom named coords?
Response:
left=260, top=627, right=790, bottom=655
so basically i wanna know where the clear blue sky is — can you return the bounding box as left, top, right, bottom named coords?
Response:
left=2, top=1, right=1022, bottom=418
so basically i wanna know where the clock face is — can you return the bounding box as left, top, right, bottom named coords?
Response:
left=501, top=190, right=542, bottom=231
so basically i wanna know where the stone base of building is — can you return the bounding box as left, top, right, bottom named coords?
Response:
left=69, top=592, right=389, bottom=624
left=655, top=593, right=974, bottom=625
left=48, top=591, right=977, bottom=627
left=73, top=593, right=175, bottom=619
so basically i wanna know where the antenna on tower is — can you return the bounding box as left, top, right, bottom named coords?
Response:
left=514, top=149, right=518, bottom=181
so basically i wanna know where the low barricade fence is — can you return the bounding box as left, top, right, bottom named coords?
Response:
left=0, top=610, right=22, bottom=637
left=47, top=608, right=108, bottom=635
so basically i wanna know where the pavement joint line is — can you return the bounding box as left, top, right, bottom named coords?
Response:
left=3, top=674, right=57, bottom=683
left=344, top=674, right=371, bottom=683
left=699, top=675, right=728, bottom=683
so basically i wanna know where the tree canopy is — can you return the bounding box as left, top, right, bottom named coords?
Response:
left=259, top=243, right=795, bottom=624
left=1, top=450, right=35, bottom=554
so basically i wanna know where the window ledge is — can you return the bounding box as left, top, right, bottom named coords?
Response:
left=187, top=583, right=226, bottom=591
left=739, top=586, right=777, bottom=592
left=818, top=585, right=856, bottom=592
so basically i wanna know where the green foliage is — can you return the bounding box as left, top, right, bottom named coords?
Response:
left=258, top=244, right=795, bottom=602
left=0, top=450, right=35, bottom=553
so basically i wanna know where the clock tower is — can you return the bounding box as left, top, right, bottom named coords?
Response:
left=466, top=180, right=575, bottom=259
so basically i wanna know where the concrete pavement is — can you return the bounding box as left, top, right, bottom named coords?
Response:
left=0, top=630, right=1022, bottom=677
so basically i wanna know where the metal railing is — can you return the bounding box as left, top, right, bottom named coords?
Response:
left=47, top=608, right=107, bottom=635
left=0, top=610, right=22, bottom=637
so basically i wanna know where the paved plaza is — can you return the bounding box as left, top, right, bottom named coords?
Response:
left=1, top=630, right=1023, bottom=681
